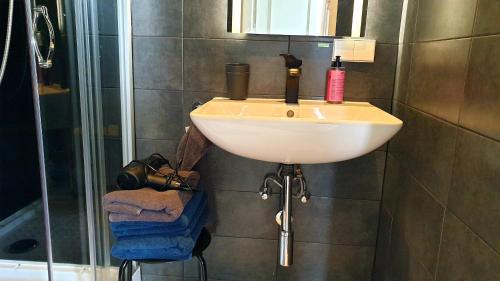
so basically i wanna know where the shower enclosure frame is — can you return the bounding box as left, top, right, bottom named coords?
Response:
left=117, top=0, right=136, bottom=166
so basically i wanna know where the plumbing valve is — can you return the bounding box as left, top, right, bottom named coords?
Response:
left=300, top=190, right=311, bottom=203
left=293, top=167, right=310, bottom=204
left=259, top=185, right=272, bottom=200
left=259, top=173, right=283, bottom=200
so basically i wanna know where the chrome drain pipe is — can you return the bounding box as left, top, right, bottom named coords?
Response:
left=279, top=164, right=294, bottom=267
left=260, top=164, right=310, bottom=267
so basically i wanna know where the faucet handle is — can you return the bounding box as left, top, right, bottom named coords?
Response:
left=280, top=54, right=302, bottom=68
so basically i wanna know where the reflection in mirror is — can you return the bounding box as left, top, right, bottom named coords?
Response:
left=228, top=0, right=368, bottom=37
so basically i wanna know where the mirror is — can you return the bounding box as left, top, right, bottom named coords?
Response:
left=227, top=0, right=368, bottom=37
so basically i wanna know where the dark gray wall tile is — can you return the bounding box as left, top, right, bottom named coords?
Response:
left=344, top=44, right=398, bottom=99
left=184, top=236, right=277, bottom=281
left=460, top=35, right=500, bottom=141
left=197, top=146, right=278, bottom=192
left=180, top=38, right=216, bottom=93
left=187, top=277, right=223, bottom=280
left=448, top=129, right=500, bottom=252
left=407, top=38, right=470, bottom=123
left=393, top=43, right=412, bottom=103
left=388, top=227, right=435, bottom=281
left=183, top=0, right=239, bottom=39
left=382, top=153, right=403, bottom=216
left=390, top=104, right=458, bottom=204
left=373, top=207, right=393, bottom=281
left=183, top=0, right=228, bottom=39
left=183, top=39, right=287, bottom=95
left=132, top=0, right=181, bottom=37
left=365, top=98, right=392, bottom=113
left=135, top=90, right=183, bottom=140
left=102, top=88, right=121, bottom=131
left=142, top=275, right=183, bottom=281
left=277, top=242, right=374, bottom=281
left=294, top=197, right=380, bottom=246
left=212, top=190, right=279, bottom=239
left=184, top=278, right=231, bottom=281
left=301, top=151, right=386, bottom=200
left=100, top=36, right=120, bottom=88
left=104, top=137, right=123, bottom=188
left=436, top=211, right=500, bottom=281
left=141, top=261, right=183, bottom=278
left=136, top=138, right=178, bottom=160
left=288, top=41, right=332, bottom=97
left=393, top=173, right=445, bottom=275
left=387, top=102, right=407, bottom=160
left=133, top=37, right=182, bottom=90
left=364, top=0, right=404, bottom=44
left=380, top=1, right=500, bottom=280
left=97, top=0, right=118, bottom=35
left=415, top=0, right=477, bottom=41
left=473, top=0, right=500, bottom=35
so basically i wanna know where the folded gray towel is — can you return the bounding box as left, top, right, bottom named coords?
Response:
left=103, top=188, right=192, bottom=222
left=176, top=125, right=211, bottom=171
left=109, top=208, right=189, bottom=222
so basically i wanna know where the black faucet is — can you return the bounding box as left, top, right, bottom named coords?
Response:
left=280, top=54, right=302, bottom=104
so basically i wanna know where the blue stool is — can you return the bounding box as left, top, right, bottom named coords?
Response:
left=118, top=227, right=211, bottom=281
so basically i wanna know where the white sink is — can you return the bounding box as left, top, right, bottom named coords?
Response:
left=191, top=98, right=402, bottom=164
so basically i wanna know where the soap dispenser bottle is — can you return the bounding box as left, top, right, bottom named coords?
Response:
left=325, top=56, right=345, bottom=104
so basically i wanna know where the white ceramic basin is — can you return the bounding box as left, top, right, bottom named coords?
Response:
left=191, top=98, right=402, bottom=164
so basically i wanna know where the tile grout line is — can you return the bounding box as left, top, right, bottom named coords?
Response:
left=432, top=206, right=447, bottom=280
left=393, top=148, right=448, bottom=209
left=180, top=0, right=186, bottom=131
left=209, top=188, right=383, bottom=202
left=447, top=208, right=500, bottom=256
left=387, top=153, right=447, bottom=277
left=395, top=100, right=500, bottom=144
left=411, top=32, right=500, bottom=44
left=211, top=233, right=378, bottom=248
left=181, top=0, right=184, bottom=94
left=403, top=0, right=417, bottom=104
left=171, top=35, right=406, bottom=46
left=390, top=147, right=500, bottom=254
left=370, top=145, right=391, bottom=279
left=383, top=18, right=406, bottom=258
left=181, top=9, right=185, bottom=278
left=431, top=4, right=482, bottom=277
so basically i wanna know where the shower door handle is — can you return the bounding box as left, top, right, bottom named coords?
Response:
left=32, top=5, right=55, bottom=69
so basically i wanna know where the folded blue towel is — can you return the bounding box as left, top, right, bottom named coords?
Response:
left=110, top=192, right=207, bottom=238
left=111, top=210, right=208, bottom=260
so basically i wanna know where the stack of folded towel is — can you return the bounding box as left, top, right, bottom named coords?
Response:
left=103, top=168, right=208, bottom=261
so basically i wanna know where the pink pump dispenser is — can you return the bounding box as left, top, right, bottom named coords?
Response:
left=325, top=56, right=345, bottom=104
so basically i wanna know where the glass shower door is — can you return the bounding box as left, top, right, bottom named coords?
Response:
left=26, top=0, right=122, bottom=279
left=31, top=0, right=91, bottom=267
